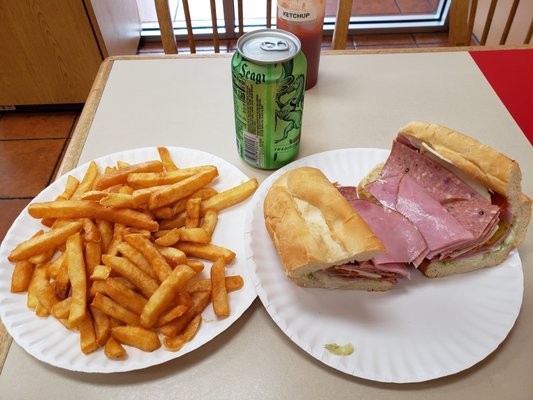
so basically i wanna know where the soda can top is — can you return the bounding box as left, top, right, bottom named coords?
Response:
left=236, top=28, right=301, bottom=64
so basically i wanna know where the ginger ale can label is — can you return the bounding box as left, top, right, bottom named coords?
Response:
left=232, top=29, right=306, bottom=169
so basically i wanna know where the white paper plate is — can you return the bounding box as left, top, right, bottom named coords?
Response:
left=0, top=147, right=257, bottom=373
left=244, top=148, right=523, bottom=383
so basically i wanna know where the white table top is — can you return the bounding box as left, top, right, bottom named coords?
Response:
left=1, top=49, right=532, bottom=400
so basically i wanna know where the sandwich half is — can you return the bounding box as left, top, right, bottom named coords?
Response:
left=359, top=121, right=532, bottom=278
left=263, top=167, right=393, bottom=290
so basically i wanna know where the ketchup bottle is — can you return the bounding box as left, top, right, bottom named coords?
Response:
left=276, top=0, right=326, bottom=90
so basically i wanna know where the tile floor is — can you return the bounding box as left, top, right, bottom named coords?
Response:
left=0, top=112, right=79, bottom=242
left=0, top=30, right=449, bottom=243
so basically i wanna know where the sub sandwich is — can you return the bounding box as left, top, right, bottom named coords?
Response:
left=264, top=167, right=409, bottom=291
left=358, top=121, right=532, bottom=278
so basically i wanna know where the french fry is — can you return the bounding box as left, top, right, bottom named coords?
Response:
left=96, top=219, right=113, bottom=253
left=28, top=246, right=56, bottom=265
left=157, top=146, right=179, bottom=172
left=200, top=209, right=218, bottom=239
left=151, top=207, right=175, bottom=220
left=48, top=253, right=65, bottom=279
left=89, top=280, right=108, bottom=298
left=91, top=306, right=111, bottom=347
left=186, top=275, right=244, bottom=293
left=154, top=245, right=187, bottom=267
left=185, top=260, right=205, bottom=274
left=90, top=264, right=111, bottom=281
left=148, top=167, right=219, bottom=209
left=200, top=178, right=258, bottom=214
left=79, top=312, right=99, bottom=354
left=116, top=242, right=157, bottom=279
left=58, top=175, right=81, bottom=201
left=175, top=290, right=193, bottom=307
left=116, top=161, right=130, bottom=170
left=80, top=190, right=108, bottom=201
left=91, top=293, right=140, bottom=326
left=185, top=197, right=201, bottom=228
left=93, top=160, right=163, bottom=190
left=82, top=218, right=101, bottom=243
left=140, top=265, right=197, bottom=328
left=72, top=161, right=99, bottom=199
left=155, top=304, right=189, bottom=327
left=123, top=234, right=172, bottom=282
left=111, top=326, right=161, bottom=352
left=127, top=166, right=214, bottom=188
left=99, top=193, right=134, bottom=208
left=66, top=232, right=87, bottom=327
left=210, top=257, right=229, bottom=317
left=106, top=223, right=126, bottom=257
left=51, top=297, right=72, bottom=319
left=159, top=213, right=187, bottom=230
left=159, top=290, right=210, bottom=337
left=105, top=278, right=148, bottom=315
left=53, top=255, right=70, bottom=300
left=35, top=302, right=50, bottom=317
left=102, top=255, right=159, bottom=298
left=85, top=241, right=102, bottom=278
left=34, top=265, right=58, bottom=312
left=27, top=266, right=44, bottom=309
left=118, top=185, right=134, bottom=195
left=163, top=314, right=201, bottom=352
left=178, top=228, right=210, bottom=243
left=104, top=337, right=126, bottom=359
left=8, top=220, right=83, bottom=262
left=10, top=260, right=34, bottom=293
left=28, top=201, right=159, bottom=232
left=175, top=242, right=235, bottom=263
left=154, top=228, right=181, bottom=246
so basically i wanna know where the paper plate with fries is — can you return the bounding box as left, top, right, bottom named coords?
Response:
left=0, top=146, right=258, bottom=372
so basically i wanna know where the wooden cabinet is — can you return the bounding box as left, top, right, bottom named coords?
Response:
left=0, top=0, right=141, bottom=107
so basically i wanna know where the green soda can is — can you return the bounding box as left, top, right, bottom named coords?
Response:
left=231, top=29, right=306, bottom=169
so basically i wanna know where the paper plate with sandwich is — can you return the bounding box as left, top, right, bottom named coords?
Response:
left=244, top=121, right=531, bottom=383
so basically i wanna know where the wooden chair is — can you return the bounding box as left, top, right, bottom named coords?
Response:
left=448, top=0, right=533, bottom=46
left=154, top=0, right=354, bottom=54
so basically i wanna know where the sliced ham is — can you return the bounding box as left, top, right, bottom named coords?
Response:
left=382, top=140, right=486, bottom=203
left=396, top=174, right=474, bottom=258
left=345, top=198, right=427, bottom=266
left=365, top=175, right=402, bottom=210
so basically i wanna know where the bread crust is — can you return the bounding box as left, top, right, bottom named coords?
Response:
left=398, top=121, right=521, bottom=197
left=264, top=167, right=386, bottom=288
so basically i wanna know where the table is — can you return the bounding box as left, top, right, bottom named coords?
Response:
left=1, top=46, right=532, bottom=400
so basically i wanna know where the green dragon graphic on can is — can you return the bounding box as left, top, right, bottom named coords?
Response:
left=232, top=29, right=306, bottom=169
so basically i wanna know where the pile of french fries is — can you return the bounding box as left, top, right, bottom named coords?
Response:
left=8, top=147, right=258, bottom=359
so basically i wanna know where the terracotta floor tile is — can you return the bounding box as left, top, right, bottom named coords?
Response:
left=396, top=0, right=437, bottom=14
left=352, top=0, right=401, bottom=16
left=353, top=33, right=416, bottom=46
left=0, top=198, right=31, bottom=243
left=413, top=31, right=449, bottom=45
left=0, top=112, right=76, bottom=139
left=356, top=43, right=419, bottom=50
left=0, top=139, right=66, bottom=197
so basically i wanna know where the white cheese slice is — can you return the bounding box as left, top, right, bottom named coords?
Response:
left=420, top=142, right=492, bottom=202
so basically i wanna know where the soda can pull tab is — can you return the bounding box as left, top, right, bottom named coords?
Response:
left=260, top=40, right=289, bottom=52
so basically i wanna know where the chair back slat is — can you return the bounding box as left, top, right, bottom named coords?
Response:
left=267, top=0, right=272, bottom=29
left=181, top=0, right=196, bottom=53
left=499, top=0, right=520, bottom=44
left=209, top=0, right=220, bottom=52
left=525, top=18, right=533, bottom=44
left=333, top=0, right=353, bottom=49
left=154, top=0, right=178, bottom=54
